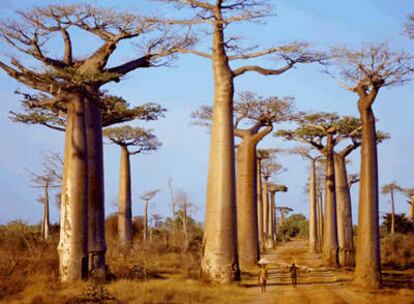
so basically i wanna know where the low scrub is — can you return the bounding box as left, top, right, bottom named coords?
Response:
left=381, top=233, right=414, bottom=269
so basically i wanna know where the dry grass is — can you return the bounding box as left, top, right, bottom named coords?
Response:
left=381, top=233, right=414, bottom=269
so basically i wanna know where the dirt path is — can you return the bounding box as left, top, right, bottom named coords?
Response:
left=242, top=239, right=414, bottom=304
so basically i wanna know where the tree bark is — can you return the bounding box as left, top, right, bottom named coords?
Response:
left=118, top=145, right=132, bottom=244
left=201, top=18, right=239, bottom=283
left=354, top=102, right=381, bottom=288
left=58, top=93, right=88, bottom=282
left=321, top=132, right=339, bottom=267
left=334, top=153, right=355, bottom=267
left=390, top=190, right=395, bottom=235
left=236, top=138, right=259, bottom=268
left=409, top=196, right=414, bottom=221
left=42, top=182, right=50, bottom=240
left=262, top=178, right=273, bottom=249
left=257, top=158, right=264, bottom=251
left=309, top=159, right=318, bottom=253
left=85, top=98, right=107, bottom=277
left=317, top=188, right=324, bottom=253
left=269, top=191, right=277, bottom=246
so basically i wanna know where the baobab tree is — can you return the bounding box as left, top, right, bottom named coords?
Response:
left=268, top=183, right=288, bottom=247
left=277, top=113, right=357, bottom=267
left=159, top=0, right=325, bottom=282
left=173, top=190, right=195, bottom=251
left=256, top=149, right=276, bottom=251
left=261, top=158, right=285, bottom=249
left=0, top=4, right=190, bottom=281
left=193, top=92, right=294, bottom=268
left=103, top=126, right=161, bottom=244
left=290, top=147, right=322, bottom=253
left=140, top=190, right=160, bottom=243
left=381, top=183, right=404, bottom=235
left=332, top=44, right=412, bottom=288
left=29, top=153, right=62, bottom=240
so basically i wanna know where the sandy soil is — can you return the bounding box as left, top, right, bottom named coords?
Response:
left=242, top=239, right=414, bottom=304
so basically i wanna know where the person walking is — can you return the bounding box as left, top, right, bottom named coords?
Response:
left=258, top=258, right=270, bottom=293
left=289, top=262, right=298, bottom=288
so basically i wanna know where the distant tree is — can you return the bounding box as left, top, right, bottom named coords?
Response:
left=140, top=190, right=160, bottom=243
left=104, top=126, right=161, bottom=244
left=381, top=183, right=404, bottom=235
left=267, top=183, right=288, bottom=247
left=29, top=152, right=62, bottom=240
left=381, top=213, right=414, bottom=235
left=290, top=147, right=321, bottom=253
left=173, top=190, right=195, bottom=251
left=332, top=43, right=412, bottom=288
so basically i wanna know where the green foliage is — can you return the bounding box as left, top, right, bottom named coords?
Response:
left=10, top=93, right=166, bottom=131
left=103, top=126, right=161, bottom=152
left=276, top=213, right=309, bottom=242
left=381, top=213, right=414, bottom=235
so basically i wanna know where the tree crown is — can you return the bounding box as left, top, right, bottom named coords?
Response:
left=103, top=126, right=161, bottom=154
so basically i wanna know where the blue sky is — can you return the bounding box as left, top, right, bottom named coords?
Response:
left=0, top=0, right=413, bottom=225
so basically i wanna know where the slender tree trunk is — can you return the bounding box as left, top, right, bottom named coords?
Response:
left=257, top=159, right=264, bottom=251
left=118, top=146, right=132, bottom=244
left=85, top=97, right=106, bottom=278
left=322, top=132, right=339, bottom=267
left=317, top=188, right=324, bottom=252
left=201, top=20, right=239, bottom=283
left=269, top=191, right=277, bottom=246
left=183, top=206, right=189, bottom=251
left=309, top=159, right=318, bottom=253
left=144, top=200, right=149, bottom=242
left=354, top=103, right=381, bottom=288
left=390, top=190, right=395, bottom=235
left=58, top=93, right=88, bottom=282
left=334, top=154, right=355, bottom=267
left=262, top=177, right=271, bottom=249
left=42, top=182, right=50, bottom=240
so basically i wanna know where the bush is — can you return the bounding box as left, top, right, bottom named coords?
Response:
left=381, top=233, right=414, bottom=269
left=276, top=213, right=308, bottom=242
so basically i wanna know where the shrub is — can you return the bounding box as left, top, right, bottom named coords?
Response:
left=381, top=233, right=414, bottom=269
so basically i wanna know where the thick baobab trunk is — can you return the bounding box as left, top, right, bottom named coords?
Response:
left=322, top=132, right=339, bottom=267
left=262, top=177, right=271, bottom=249
left=236, top=139, right=259, bottom=268
left=85, top=98, right=106, bottom=277
left=317, top=189, right=324, bottom=252
left=58, top=93, right=88, bottom=282
left=409, top=196, right=414, bottom=221
left=334, top=154, right=355, bottom=267
left=41, top=182, right=50, bottom=240
left=257, top=159, right=264, bottom=251
left=118, top=146, right=132, bottom=244
left=201, top=21, right=239, bottom=283
left=354, top=104, right=381, bottom=288
left=309, top=159, right=318, bottom=253
left=390, top=190, right=395, bottom=235
left=144, top=200, right=149, bottom=242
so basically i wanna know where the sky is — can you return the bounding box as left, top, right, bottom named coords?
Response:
left=0, top=0, right=413, bottom=226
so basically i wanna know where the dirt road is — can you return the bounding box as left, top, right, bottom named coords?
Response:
left=243, top=239, right=414, bottom=304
